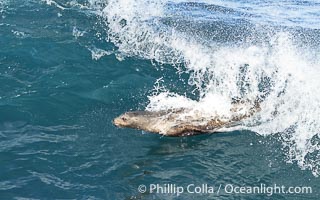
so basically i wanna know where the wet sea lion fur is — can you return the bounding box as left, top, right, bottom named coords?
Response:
left=113, top=100, right=260, bottom=137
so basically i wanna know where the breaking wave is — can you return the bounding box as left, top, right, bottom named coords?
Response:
left=59, top=0, right=320, bottom=176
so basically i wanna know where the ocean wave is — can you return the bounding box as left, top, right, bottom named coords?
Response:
left=82, top=0, right=320, bottom=176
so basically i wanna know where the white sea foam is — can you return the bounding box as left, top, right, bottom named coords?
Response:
left=42, top=0, right=66, bottom=10
left=85, top=0, right=320, bottom=176
left=87, top=46, right=113, bottom=60
left=0, top=0, right=8, bottom=18
left=72, top=26, right=86, bottom=38
left=12, top=30, right=28, bottom=38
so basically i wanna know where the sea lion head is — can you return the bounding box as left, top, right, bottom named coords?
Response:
left=113, top=111, right=154, bottom=130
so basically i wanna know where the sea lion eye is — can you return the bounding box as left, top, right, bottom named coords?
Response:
left=121, top=117, right=127, bottom=121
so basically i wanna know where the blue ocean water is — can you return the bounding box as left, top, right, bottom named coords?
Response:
left=1, top=0, right=320, bottom=199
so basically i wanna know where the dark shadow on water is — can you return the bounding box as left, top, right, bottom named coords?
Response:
left=143, top=130, right=244, bottom=156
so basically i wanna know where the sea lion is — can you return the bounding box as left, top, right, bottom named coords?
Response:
left=113, top=100, right=260, bottom=137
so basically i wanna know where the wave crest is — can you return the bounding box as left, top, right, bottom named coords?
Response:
left=89, top=0, right=320, bottom=176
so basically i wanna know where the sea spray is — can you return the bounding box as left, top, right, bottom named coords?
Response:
left=85, top=0, right=320, bottom=176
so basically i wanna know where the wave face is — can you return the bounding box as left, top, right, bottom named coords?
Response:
left=87, top=0, right=320, bottom=176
